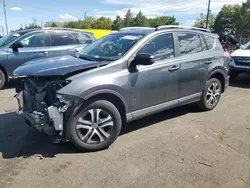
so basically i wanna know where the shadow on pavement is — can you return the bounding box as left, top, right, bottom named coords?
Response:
left=0, top=105, right=199, bottom=159
left=229, top=73, right=250, bottom=89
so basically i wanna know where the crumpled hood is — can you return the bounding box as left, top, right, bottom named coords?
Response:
left=14, top=55, right=107, bottom=76
left=231, top=49, right=250, bottom=57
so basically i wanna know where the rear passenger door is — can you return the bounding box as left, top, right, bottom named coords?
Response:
left=176, top=32, right=208, bottom=99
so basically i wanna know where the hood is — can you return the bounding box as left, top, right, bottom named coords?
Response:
left=14, top=55, right=107, bottom=76
left=231, top=49, right=250, bottom=57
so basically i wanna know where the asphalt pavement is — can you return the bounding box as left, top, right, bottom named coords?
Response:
left=0, top=75, right=250, bottom=188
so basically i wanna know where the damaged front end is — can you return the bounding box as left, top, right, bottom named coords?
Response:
left=15, top=76, right=82, bottom=141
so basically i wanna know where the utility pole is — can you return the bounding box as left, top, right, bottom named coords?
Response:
left=3, top=0, right=8, bottom=34
left=205, top=0, right=211, bottom=29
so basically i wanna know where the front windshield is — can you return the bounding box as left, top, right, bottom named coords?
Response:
left=0, top=32, right=26, bottom=47
left=79, top=32, right=145, bottom=61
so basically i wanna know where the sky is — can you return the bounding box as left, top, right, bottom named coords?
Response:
left=0, top=0, right=247, bottom=35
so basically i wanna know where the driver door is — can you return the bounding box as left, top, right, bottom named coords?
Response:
left=7, top=31, right=49, bottom=76
left=128, top=33, right=180, bottom=112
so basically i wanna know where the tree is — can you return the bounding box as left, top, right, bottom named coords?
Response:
left=112, top=16, right=123, bottom=30
left=133, top=11, right=148, bottom=27
left=123, top=9, right=134, bottom=27
left=213, top=2, right=250, bottom=43
left=92, top=17, right=113, bottom=29
left=193, top=12, right=215, bottom=30
left=148, top=16, right=177, bottom=27
left=51, top=22, right=58, bottom=27
left=83, top=17, right=95, bottom=29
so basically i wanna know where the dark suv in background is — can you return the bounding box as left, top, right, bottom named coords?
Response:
left=14, top=26, right=229, bottom=151
left=0, top=28, right=95, bottom=88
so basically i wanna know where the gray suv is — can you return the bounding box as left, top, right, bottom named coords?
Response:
left=0, top=28, right=95, bottom=88
left=14, top=26, right=230, bottom=151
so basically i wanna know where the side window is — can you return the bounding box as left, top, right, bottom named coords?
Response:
left=200, top=36, right=207, bottom=51
left=177, top=33, right=202, bottom=55
left=71, top=32, right=93, bottom=44
left=138, top=33, right=174, bottom=61
left=50, top=31, right=78, bottom=46
left=18, top=32, right=46, bottom=48
left=203, top=35, right=215, bottom=49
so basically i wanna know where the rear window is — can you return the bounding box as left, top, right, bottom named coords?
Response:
left=203, top=35, right=215, bottom=49
left=177, top=33, right=202, bottom=55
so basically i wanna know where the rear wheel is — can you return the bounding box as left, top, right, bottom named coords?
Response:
left=198, top=78, right=222, bottom=111
left=0, top=69, right=6, bottom=89
left=67, top=100, right=122, bottom=151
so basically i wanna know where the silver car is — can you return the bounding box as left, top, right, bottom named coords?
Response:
left=0, top=28, right=95, bottom=88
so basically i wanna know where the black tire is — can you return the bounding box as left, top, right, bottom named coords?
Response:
left=198, top=78, right=222, bottom=111
left=0, top=69, right=6, bottom=89
left=229, top=70, right=239, bottom=80
left=67, top=100, right=122, bottom=152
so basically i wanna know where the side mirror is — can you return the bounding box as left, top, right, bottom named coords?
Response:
left=12, top=41, right=23, bottom=52
left=132, top=53, right=155, bottom=66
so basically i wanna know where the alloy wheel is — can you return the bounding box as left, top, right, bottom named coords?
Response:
left=206, top=82, right=221, bottom=106
left=76, top=108, right=114, bottom=144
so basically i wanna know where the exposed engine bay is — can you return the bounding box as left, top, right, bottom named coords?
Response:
left=15, top=76, right=81, bottom=141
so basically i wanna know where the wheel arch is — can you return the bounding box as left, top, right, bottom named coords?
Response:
left=207, top=68, right=227, bottom=93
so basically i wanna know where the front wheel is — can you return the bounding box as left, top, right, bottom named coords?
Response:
left=67, top=100, right=122, bottom=152
left=0, top=69, right=6, bottom=89
left=198, top=78, right=222, bottom=111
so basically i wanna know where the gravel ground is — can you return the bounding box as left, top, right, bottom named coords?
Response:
left=0, top=76, right=250, bottom=188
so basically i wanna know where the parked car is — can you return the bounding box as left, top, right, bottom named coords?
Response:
left=14, top=26, right=229, bottom=151
left=0, top=28, right=96, bottom=89
left=229, top=41, right=250, bottom=79
left=82, top=29, right=113, bottom=39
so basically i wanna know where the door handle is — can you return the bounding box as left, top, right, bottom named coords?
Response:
left=205, top=60, right=213, bottom=64
left=39, top=51, right=48, bottom=56
left=168, top=65, right=179, bottom=72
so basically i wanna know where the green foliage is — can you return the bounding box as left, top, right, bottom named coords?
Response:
left=112, top=16, right=123, bottom=30
left=93, top=17, right=113, bottom=29
left=213, top=0, right=250, bottom=41
left=133, top=11, right=148, bottom=27
left=148, top=16, right=177, bottom=27
left=193, top=12, right=215, bottom=30
left=123, top=9, right=134, bottom=27
left=13, top=11, right=177, bottom=32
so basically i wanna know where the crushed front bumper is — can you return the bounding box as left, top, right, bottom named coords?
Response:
left=15, top=91, right=64, bottom=132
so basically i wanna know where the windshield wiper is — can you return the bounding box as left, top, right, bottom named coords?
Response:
left=78, top=55, right=96, bottom=61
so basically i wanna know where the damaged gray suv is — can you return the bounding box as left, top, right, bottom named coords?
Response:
left=14, top=26, right=230, bottom=151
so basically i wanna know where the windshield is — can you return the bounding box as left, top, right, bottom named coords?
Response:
left=79, top=32, right=145, bottom=61
left=0, top=32, right=26, bottom=47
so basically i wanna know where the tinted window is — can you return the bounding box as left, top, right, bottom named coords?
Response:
left=71, top=32, right=93, bottom=44
left=139, top=33, right=174, bottom=61
left=178, top=33, right=202, bottom=55
left=19, top=32, right=46, bottom=47
left=50, top=31, right=77, bottom=46
left=203, top=35, right=215, bottom=49
left=200, top=36, right=207, bottom=51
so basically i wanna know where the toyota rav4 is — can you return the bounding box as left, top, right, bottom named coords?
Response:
left=14, top=26, right=230, bottom=151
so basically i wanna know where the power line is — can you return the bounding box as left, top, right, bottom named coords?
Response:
left=2, top=0, right=8, bottom=34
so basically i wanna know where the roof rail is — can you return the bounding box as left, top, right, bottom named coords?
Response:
left=155, top=25, right=211, bottom=32
left=119, top=27, right=154, bottom=31
left=42, top=27, right=83, bottom=31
